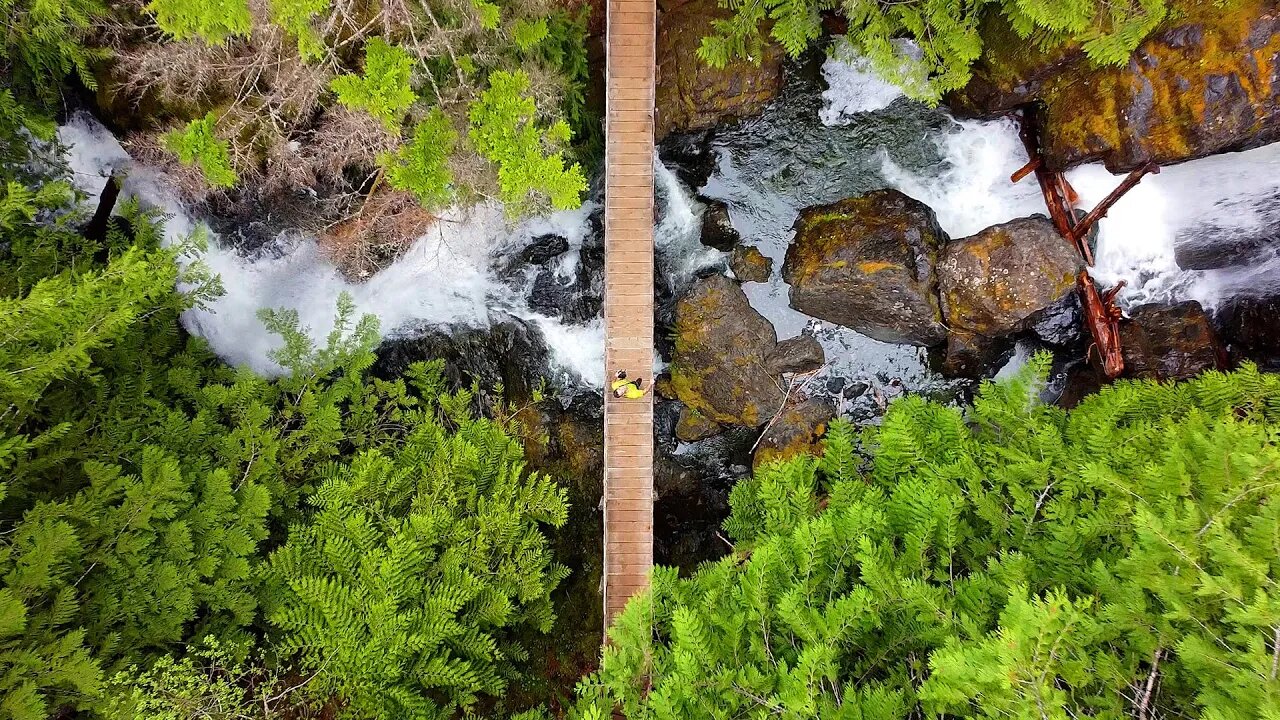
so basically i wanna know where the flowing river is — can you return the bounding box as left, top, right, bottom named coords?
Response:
left=58, top=48, right=1280, bottom=404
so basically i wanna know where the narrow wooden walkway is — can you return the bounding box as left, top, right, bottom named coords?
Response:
left=602, top=0, right=655, bottom=625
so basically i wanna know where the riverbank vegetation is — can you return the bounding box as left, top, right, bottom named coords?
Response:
left=0, top=162, right=569, bottom=719
left=577, top=357, right=1280, bottom=719
left=699, top=0, right=1221, bottom=102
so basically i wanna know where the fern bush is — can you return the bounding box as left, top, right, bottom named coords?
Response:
left=0, top=162, right=571, bottom=718
left=102, top=0, right=593, bottom=225
left=700, top=0, right=1188, bottom=103
left=264, top=377, right=569, bottom=717
left=163, top=113, right=239, bottom=189
left=576, top=355, right=1280, bottom=719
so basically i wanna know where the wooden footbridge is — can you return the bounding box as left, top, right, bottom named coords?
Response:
left=602, top=0, right=656, bottom=624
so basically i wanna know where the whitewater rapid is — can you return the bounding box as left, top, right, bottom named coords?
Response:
left=819, top=50, right=1280, bottom=312
left=58, top=114, right=606, bottom=385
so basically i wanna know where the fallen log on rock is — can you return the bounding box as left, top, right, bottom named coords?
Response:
left=1013, top=109, right=1142, bottom=378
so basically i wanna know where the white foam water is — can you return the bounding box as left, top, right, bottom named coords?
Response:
left=878, top=111, right=1280, bottom=312
left=820, top=38, right=925, bottom=123
left=58, top=113, right=605, bottom=386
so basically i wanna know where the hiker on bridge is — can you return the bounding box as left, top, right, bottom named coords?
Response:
left=611, top=370, right=649, bottom=399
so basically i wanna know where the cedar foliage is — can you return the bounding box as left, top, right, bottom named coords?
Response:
left=700, top=0, right=1192, bottom=103
left=0, top=164, right=569, bottom=719
left=575, top=355, right=1280, bottom=719
left=105, top=0, right=592, bottom=222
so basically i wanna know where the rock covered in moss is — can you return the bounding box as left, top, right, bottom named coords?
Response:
left=752, top=398, right=835, bottom=470
left=1121, top=301, right=1227, bottom=380
left=953, top=0, right=1280, bottom=171
left=782, top=189, right=948, bottom=346
left=675, top=405, right=724, bottom=442
left=656, top=0, right=784, bottom=140
left=670, top=275, right=786, bottom=426
left=765, top=335, right=824, bottom=375
left=729, top=244, right=773, bottom=282
left=939, top=216, right=1081, bottom=336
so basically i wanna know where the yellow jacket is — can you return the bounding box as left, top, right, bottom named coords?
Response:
left=611, top=378, right=648, bottom=399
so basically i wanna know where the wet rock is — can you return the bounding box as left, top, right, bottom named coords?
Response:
left=656, top=0, right=784, bottom=140
left=670, top=275, right=786, bottom=426
left=753, top=398, right=836, bottom=470
left=1120, top=301, right=1227, bottom=380
left=521, top=234, right=571, bottom=264
left=1029, top=293, right=1084, bottom=347
left=373, top=320, right=550, bottom=409
left=729, top=244, right=773, bottom=282
left=844, top=381, right=870, bottom=399
left=700, top=200, right=741, bottom=251
left=765, top=335, right=825, bottom=375
left=938, top=332, right=1016, bottom=380
left=783, top=189, right=948, bottom=346
left=675, top=405, right=725, bottom=442
left=939, top=216, right=1082, bottom=337
left=660, top=131, right=719, bottom=190
left=1174, top=213, right=1280, bottom=270
left=1216, top=295, right=1280, bottom=368
left=528, top=264, right=602, bottom=324
left=953, top=0, right=1280, bottom=171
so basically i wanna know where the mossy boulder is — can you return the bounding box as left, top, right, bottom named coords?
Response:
left=674, top=406, right=724, bottom=442
left=939, top=216, right=1081, bottom=337
left=752, top=398, right=835, bottom=470
left=782, top=189, right=948, bottom=346
left=656, top=0, right=784, bottom=140
left=1121, top=301, right=1227, bottom=380
left=729, top=245, right=773, bottom=283
left=953, top=0, right=1280, bottom=171
left=670, top=275, right=786, bottom=427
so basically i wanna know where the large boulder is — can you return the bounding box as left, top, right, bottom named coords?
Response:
left=669, top=275, right=786, bottom=426
left=753, top=398, right=836, bottom=470
left=1120, top=301, right=1227, bottom=380
left=782, top=190, right=948, bottom=346
left=952, top=0, right=1280, bottom=171
left=1216, top=295, right=1280, bottom=368
left=656, top=0, right=784, bottom=140
left=939, top=216, right=1082, bottom=336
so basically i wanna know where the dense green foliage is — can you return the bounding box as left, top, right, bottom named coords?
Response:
left=0, top=170, right=568, bottom=719
left=104, top=0, right=592, bottom=221
left=576, top=356, right=1280, bottom=719
left=163, top=113, right=239, bottom=189
left=700, top=0, right=1179, bottom=102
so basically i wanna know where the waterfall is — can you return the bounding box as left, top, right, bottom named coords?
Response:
left=58, top=113, right=606, bottom=386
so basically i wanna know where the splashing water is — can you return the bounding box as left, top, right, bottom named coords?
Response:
left=58, top=113, right=605, bottom=386
left=820, top=39, right=924, bottom=123
left=1071, top=142, right=1280, bottom=309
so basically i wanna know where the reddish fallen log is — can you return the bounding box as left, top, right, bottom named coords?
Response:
left=1078, top=272, right=1127, bottom=378
left=1014, top=109, right=1128, bottom=378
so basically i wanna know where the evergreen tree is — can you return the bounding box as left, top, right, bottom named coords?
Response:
left=575, top=356, right=1280, bottom=719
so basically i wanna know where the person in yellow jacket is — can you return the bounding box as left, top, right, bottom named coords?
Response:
left=611, top=370, right=649, bottom=399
